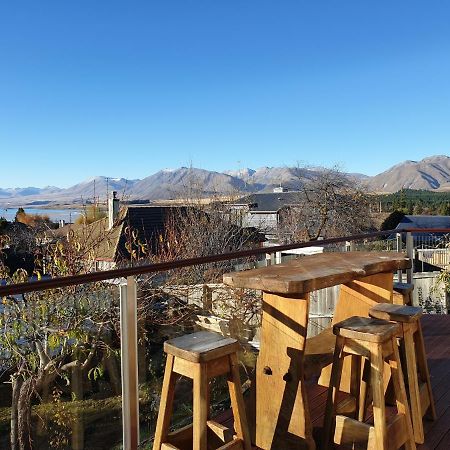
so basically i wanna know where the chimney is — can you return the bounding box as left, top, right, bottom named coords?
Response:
left=108, top=191, right=119, bottom=229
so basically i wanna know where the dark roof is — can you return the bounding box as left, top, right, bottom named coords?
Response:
left=396, top=215, right=450, bottom=230
left=232, top=192, right=303, bottom=213
left=115, top=206, right=185, bottom=258
left=61, top=206, right=186, bottom=262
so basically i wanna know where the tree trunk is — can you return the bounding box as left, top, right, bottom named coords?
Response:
left=17, top=377, right=34, bottom=450
left=138, top=340, right=147, bottom=384
left=72, top=364, right=84, bottom=401
left=103, top=353, right=121, bottom=395
left=11, top=376, right=23, bottom=450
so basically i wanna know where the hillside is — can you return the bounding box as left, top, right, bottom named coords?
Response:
left=1, top=155, right=449, bottom=206
left=366, top=155, right=450, bottom=192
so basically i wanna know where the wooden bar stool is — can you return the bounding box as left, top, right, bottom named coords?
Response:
left=393, top=282, right=414, bottom=305
left=152, top=331, right=252, bottom=450
left=369, top=303, right=436, bottom=443
left=322, top=316, right=416, bottom=450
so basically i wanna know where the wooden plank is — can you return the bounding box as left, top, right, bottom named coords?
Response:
left=193, top=362, right=208, bottom=450
left=255, top=292, right=315, bottom=450
left=333, top=316, right=399, bottom=343
left=207, top=356, right=231, bottom=379
left=227, top=353, right=252, bottom=450
left=217, top=439, right=244, bottom=450
left=207, top=420, right=233, bottom=443
left=223, top=252, right=410, bottom=294
left=386, top=414, right=408, bottom=450
left=304, top=327, right=336, bottom=379
left=369, top=303, right=422, bottom=323
left=403, top=323, right=425, bottom=444
left=165, top=331, right=239, bottom=363
left=370, top=341, right=388, bottom=450
left=167, top=424, right=192, bottom=450
left=389, top=337, right=416, bottom=450
left=332, top=415, right=374, bottom=448
left=153, top=354, right=177, bottom=450
left=161, top=444, right=180, bottom=450
left=415, top=321, right=437, bottom=421
left=322, top=335, right=345, bottom=449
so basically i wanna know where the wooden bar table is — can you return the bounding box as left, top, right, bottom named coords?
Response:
left=223, top=251, right=411, bottom=450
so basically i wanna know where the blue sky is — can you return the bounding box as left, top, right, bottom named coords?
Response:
left=1, top=1, right=450, bottom=188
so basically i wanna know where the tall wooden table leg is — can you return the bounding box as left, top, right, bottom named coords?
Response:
left=255, top=292, right=315, bottom=450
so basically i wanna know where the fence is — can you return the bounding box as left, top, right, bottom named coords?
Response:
left=0, top=228, right=449, bottom=449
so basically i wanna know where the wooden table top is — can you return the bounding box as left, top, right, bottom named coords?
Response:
left=223, top=251, right=411, bottom=294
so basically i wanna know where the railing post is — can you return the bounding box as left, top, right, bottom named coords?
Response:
left=406, top=232, right=414, bottom=285
left=396, top=233, right=403, bottom=282
left=265, top=252, right=275, bottom=266
left=120, top=276, right=140, bottom=450
left=275, top=251, right=282, bottom=264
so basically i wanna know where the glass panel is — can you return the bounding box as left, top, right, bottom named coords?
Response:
left=0, top=281, right=123, bottom=449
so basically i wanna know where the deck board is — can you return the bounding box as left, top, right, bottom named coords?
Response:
left=217, top=314, right=450, bottom=449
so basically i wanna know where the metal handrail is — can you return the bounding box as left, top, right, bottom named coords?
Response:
left=0, top=228, right=403, bottom=297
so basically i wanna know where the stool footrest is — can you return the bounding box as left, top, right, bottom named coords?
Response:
left=217, top=438, right=244, bottom=450
left=419, top=382, right=431, bottom=415
left=207, top=420, right=234, bottom=443
left=333, top=413, right=409, bottom=449
left=161, top=444, right=179, bottom=450
left=333, top=415, right=373, bottom=447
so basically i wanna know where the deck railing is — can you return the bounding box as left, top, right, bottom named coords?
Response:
left=0, top=228, right=449, bottom=449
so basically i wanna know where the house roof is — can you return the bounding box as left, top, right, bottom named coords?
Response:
left=39, top=205, right=188, bottom=262
left=231, top=192, right=303, bottom=213
left=396, top=215, right=450, bottom=230
left=77, top=205, right=186, bottom=261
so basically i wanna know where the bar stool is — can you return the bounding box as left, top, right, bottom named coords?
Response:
left=393, top=282, right=414, bottom=305
left=322, top=316, right=416, bottom=450
left=369, top=303, right=436, bottom=443
left=153, top=331, right=252, bottom=450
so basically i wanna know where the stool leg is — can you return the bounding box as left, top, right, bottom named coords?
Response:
left=403, top=324, right=424, bottom=443
left=389, top=337, right=416, bottom=450
left=227, top=353, right=252, bottom=450
left=153, top=355, right=177, bottom=450
left=350, top=355, right=361, bottom=420
left=415, top=322, right=437, bottom=421
left=322, top=335, right=345, bottom=450
left=193, top=362, right=208, bottom=450
left=358, top=358, right=371, bottom=422
left=370, top=342, right=388, bottom=450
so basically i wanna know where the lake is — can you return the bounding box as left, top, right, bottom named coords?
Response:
left=0, top=208, right=83, bottom=223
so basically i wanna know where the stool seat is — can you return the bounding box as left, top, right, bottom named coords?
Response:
left=164, top=331, right=240, bottom=363
left=393, top=282, right=414, bottom=305
left=394, top=282, right=414, bottom=295
left=369, top=303, right=422, bottom=323
left=333, top=316, right=399, bottom=343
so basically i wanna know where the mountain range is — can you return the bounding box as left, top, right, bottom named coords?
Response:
left=0, top=155, right=449, bottom=207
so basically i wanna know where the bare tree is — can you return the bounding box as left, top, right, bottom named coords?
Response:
left=277, top=165, right=374, bottom=243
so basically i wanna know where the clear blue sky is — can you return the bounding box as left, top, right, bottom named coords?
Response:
left=1, top=1, right=450, bottom=188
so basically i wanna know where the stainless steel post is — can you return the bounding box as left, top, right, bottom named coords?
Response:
left=120, top=276, right=140, bottom=450
left=396, top=232, right=403, bottom=282
left=406, top=232, right=414, bottom=284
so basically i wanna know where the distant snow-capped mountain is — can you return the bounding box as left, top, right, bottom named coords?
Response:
left=1, top=155, right=449, bottom=206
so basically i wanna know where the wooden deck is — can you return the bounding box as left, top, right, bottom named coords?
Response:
left=217, top=314, right=450, bottom=449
